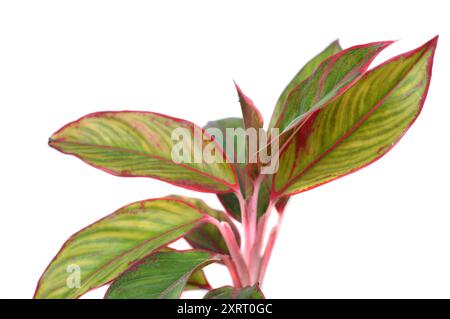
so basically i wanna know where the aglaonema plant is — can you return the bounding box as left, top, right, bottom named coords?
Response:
left=35, top=37, right=437, bottom=299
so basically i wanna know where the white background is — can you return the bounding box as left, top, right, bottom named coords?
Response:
left=0, top=0, right=449, bottom=299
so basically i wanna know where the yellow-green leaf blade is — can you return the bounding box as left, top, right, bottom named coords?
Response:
left=34, top=198, right=209, bottom=299
left=105, top=250, right=217, bottom=299
left=268, top=39, right=342, bottom=130
left=49, top=111, right=238, bottom=193
left=274, top=37, right=437, bottom=196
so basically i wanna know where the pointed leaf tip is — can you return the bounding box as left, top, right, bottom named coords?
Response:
left=234, top=82, right=264, bottom=130
left=331, top=38, right=341, bottom=48
left=426, top=35, right=439, bottom=47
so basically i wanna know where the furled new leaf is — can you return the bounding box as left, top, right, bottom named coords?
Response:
left=234, top=83, right=264, bottom=178
left=203, top=284, right=264, bottom=299
left=49, top=111, right=238, bottom=193
left=34, top=198, right=211, bottom=299
left=235, top=82, right=263, bottom=131
left=273, top=37, right=437, bottom=196
left=105, top=250, right=218, bottom=299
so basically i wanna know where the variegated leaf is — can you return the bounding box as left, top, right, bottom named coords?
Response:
left=273, top=37, right=437, bottom=196
left=49, top=111, right=239, bottom=193
left=34, top=198, right=210, bottom=298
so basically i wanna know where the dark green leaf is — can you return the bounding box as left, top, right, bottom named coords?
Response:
left=106, top=250, right=218, bottom=299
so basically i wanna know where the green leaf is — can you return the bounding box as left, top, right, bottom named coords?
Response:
left=165, top=195, right=240, bottom=254
left=105, top=250, right=217, bottom=299
left=217, top=192, right=242, bottom=221
left=268, top=39, right=342, bottom=130
left=49, top=111, right=238, bottom=193
left=269, top=41, right=391, bottom=133
left=185, top=268, right=211, bottom=291
left=205, top=117, right=250, bottom=197
left=235, top=285, right=265, bottom=299
left=205, top=118, right=270, bottom=221
left=204, top=285, right=265, bottom=299
left=273, top=37, right=437, bottom=196
left=217, top=183, right=270, bottom=221
left=204, top=118, right=249, bottom=221
left=155, top=247, right=212, bottom=291
left=34, top=198, right=211, bottom=299
left=203, top=286, right=233, bottom=299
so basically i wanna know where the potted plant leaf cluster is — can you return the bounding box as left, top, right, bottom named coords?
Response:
left=35, top=36, right=437, bottom=299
